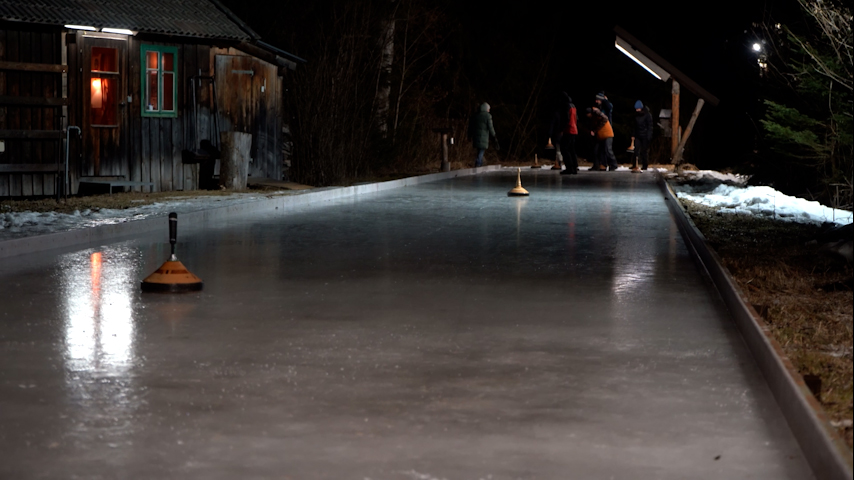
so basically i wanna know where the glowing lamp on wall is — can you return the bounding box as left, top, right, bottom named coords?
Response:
left=91, top=78, right=103, bottom=109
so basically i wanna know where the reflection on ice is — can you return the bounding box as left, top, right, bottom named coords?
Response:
left=611, top=259, right=656, bottom=297
left=60, top=247, right=141, bottom=376
left=57, top=246, right=144, bottom=443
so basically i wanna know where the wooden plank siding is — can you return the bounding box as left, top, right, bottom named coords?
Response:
left=41, top=31, right=57, bottom=196
left=128, top=37, right=143, bottom=192
left=0, top=24, right=285, bottom=197
left=66, top=30, right=81, bottom=194
left=0, top=23, right=63, bottom=197
left=0, top=28, right=6, bottom=196
left=214, top=49, right=283, bottom=181
left=149, top=113, right=160, bottom=192
left=179, top=42, right=195, bottom=193
left=9, top=27, right=22, bottom=197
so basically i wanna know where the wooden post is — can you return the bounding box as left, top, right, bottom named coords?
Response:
left=673, top=99, right=705, bottom=165
left=441, top=133, right=449, bottom=172
left=219, top=131, right=252, bottom=190
left=671, top=79, right=680, bottom=162
left=432, top=127, right=453, bottom=171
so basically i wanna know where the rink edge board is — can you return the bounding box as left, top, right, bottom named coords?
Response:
left=0, top=166, right=501, bottom=260
left=658, top=173, right=853, bottom=480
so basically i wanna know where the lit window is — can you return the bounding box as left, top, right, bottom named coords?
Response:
left=90, top=47, right=118, bottom=126
left=141, top=44, right=177, bottom=117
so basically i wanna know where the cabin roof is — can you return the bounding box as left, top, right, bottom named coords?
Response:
left=0, top=0, right=252, bottom=40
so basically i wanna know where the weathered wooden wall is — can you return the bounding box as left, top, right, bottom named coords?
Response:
left=0, top=22, right=63, bottom=197
left=2, top=26, right=285, bottom=197
left=214, top=50, right=281, bottom=181
left=125, top=36, right=203, bottom=193
left=65, top=32, right=200, bottom=194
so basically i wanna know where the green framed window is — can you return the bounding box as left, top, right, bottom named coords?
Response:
left=140, top=44, right=177, bottom=117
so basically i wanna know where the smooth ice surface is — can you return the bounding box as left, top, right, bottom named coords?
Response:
left=0, top=170, right=813, bottom=479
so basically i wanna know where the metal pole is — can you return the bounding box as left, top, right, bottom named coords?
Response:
left=65, top=126, right=81, bottom=200
left=168, top=212, right=178, bottom=260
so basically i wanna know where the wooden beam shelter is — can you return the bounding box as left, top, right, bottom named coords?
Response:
left=614, top=26, right=719, bottom=166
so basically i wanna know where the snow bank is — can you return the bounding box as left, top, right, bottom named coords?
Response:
left=675, top=183, right=853, bottom=226
left=666, top=170, right=750, bottom=192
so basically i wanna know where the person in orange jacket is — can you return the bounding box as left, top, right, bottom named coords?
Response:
left=585, top=107, right=618, bottom=171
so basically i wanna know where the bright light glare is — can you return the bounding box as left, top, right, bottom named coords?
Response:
left=102, top=28, right=134, bottom=35
left=615, top=43, right=662, bottom=80
left=752, top=43, right=762, bottom=52
left=65, top=25, right=97, bottom=31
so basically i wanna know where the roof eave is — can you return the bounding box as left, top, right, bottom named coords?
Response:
left=614, top=25, right=720, bottom=107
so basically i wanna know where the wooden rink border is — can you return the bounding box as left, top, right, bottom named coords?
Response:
left=658, top=172, right=853, bottom=480
left=0, top=166, right=501, bottom=260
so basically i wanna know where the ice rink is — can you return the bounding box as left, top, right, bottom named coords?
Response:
left=0, top=170, right=813, bottom=479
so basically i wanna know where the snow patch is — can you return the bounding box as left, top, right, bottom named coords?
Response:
left=670, top=170, right=851, bottom=226
left=676, top=184, right=852, bottom=225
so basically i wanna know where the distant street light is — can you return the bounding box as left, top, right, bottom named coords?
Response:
left=751, top=40, right=768, bottom=76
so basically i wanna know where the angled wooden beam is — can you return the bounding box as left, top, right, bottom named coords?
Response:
left=614, top=26, right=719, bottom=107
left=674, top=99, right=706, bottom=165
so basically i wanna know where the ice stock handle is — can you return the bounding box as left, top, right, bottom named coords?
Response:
left=168, top=212, right=178, bottom=255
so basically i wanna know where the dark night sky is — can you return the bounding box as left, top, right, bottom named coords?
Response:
left=224, top=0, right=803, bottom=168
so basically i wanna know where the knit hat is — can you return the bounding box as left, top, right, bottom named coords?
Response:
left=595, top=92, right=605, bottom=100
left=634, top=100, right=643, bottom=109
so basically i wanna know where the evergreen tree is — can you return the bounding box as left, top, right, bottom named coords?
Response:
left=758, top=0, right=852, bottom=208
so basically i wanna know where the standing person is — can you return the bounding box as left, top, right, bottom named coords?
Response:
left=469, top=102, right=499, bottom=167
left=595, top=91, right=613, bottom=124
left=585, top=107, right=618, bottom=171
left=548, top=92, right=579, bottom=175
left=631, top=100, right=653, bottom=171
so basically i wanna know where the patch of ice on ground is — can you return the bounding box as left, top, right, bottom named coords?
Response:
left=0, top=191, right=293, bottom=241
left=676, top=184, right=853, bottom=225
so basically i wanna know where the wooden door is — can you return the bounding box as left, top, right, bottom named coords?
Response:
left=82, top=37, right=127, bottom=177
left=215, top=55, right=279, bottom=180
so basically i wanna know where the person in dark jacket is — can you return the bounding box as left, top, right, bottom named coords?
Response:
left=595, top=91, right=613, bottom=124
left=469, top=102, right=498, bottom=167
left=632, top=100, right=653, bottom=171
left=548, top=92, right=579, bottom=175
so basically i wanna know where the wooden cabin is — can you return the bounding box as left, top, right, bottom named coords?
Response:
left=0, top=0, right=302, bottom=197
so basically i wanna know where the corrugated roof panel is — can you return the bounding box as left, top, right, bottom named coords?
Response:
left=0, top=0, right=250, bottom=40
